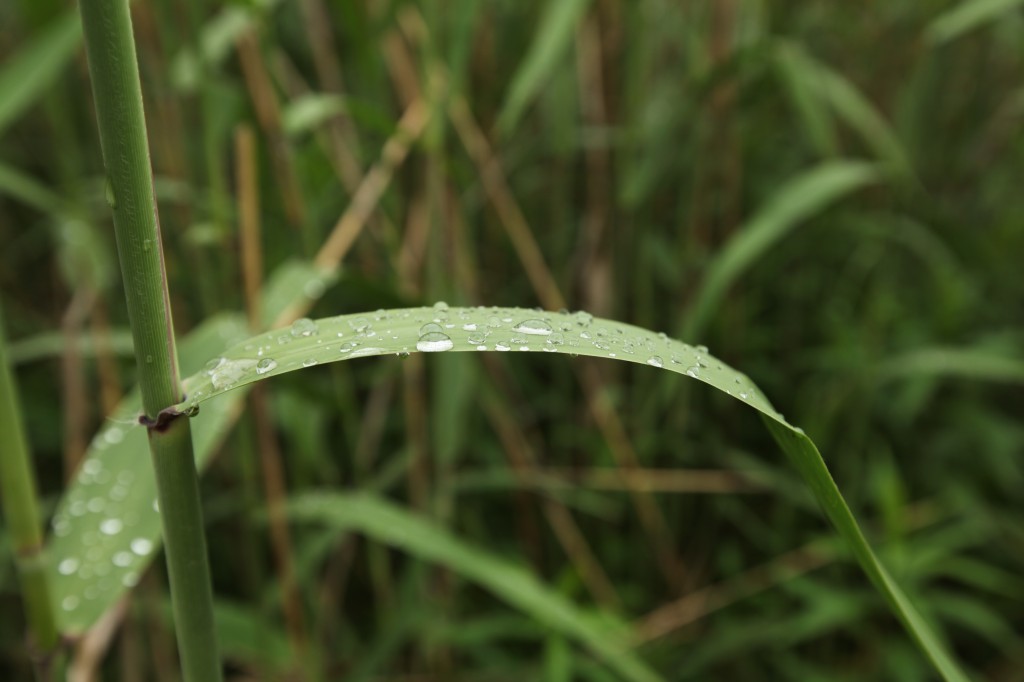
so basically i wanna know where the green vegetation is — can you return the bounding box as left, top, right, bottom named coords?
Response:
left=1, top=0, right=1022, bottom=680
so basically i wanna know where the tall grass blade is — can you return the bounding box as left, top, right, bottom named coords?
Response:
left=772, top=45, right=914, bottom=179
left=683, top=161, right=879, bottom=339
left=287, top=491, right=661, bottom=682
left=498, top=0, right=593, bottom=134
left=878, top=347, right=1024, bottom=384
left=0, top=11, right=81, bottom=136
left=926, top=0, right=1024, bottom=44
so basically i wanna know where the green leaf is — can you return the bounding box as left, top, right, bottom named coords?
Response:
left=926, top=0, right=1024, bottom=44
left=498, top=0, right=593, bottom=134
left=0, top=11, right=82, bottom=136
left=49, top=303, right=969, bottom=680
left=287, top=491, right=660, bottom=682
left=683, top=161, right=880, bottom=339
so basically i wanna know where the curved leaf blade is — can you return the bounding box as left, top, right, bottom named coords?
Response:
left=50, top=305, right=968, bottom=680
left=288, top=492, right=660, bottom=682
left=0, top=11, right=82, bottom=136
left=682, top=161, right=879, bottom=339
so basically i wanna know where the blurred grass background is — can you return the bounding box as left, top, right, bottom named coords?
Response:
left=1, top=0, right=1023, bottom=679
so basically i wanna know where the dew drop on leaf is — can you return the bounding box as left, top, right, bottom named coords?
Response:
left=513, top=318, right=552, bottom=336
left=256, top=358, right=277, bottom=375
left=416, top=332, right=454, bottom=353
left=647, top=356, right=664, bottom=368
left=290, top=318, right=319, bottom=338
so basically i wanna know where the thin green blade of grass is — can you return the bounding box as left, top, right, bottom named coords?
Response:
left=498, top=0, right=593, bottom=134
left=773, top=43, right=839, bottom=157
left=877, top=347, right=1024, bottom=384
left=925, top=0, right=1024, bottom=44
left=49, top=304, right=969, bottom=680
left=772, top=44, right=914, bottom=180
left=287, top=491, right=661, bottom=682
left=682, top=161, right=880, bottom=340
left=7, top=328, right=135, bottom=365
left=0, top=162, right=67, bottom=215
left=0, top=10, right=82, bottom=135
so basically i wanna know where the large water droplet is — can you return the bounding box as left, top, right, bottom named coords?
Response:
left=100, top=518, right=123, bottom=536
left=513, top=319, right=552, bottom=336
left=416, top=332, right=453, bottom=353
left=573, top=311, right=593, bottom=327
left=290, top=318, right=318, bottom=338
left=647, top=356, right=664, bottom=368
left=62, top=596, right=80, bottom=611
left=131, top=538, right=153, bottom=555
left=302, top=358, right=318, bottom=367
left=433, top=301, right=449, bottom=312
left=419, top=322, right=444, bottom=335
left=204, top=357, right=226, bottom=374
left=256, top=358, right=277, bottom=375
left=58, top=558, right=80, bottom=575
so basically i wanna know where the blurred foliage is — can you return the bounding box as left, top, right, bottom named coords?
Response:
left=1, top=0, right=1022, bottom=679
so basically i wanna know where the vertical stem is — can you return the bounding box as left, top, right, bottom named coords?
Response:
left=0, top=306, right=60, bottom=675
left=77, top=1, right=223, bottom=681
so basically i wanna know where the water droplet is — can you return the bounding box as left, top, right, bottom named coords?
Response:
left=495, top=342, right=511, bottom=351
left=100, top=518, right=123, bottom=535
left=419, top=322, right=444, bottom=335
left=58, top=558, right=79, bottom=575
left=256, top=358, right=277, bottom=375
left=395, top=351, right=410, bottom=359
left=123, top=572, right=140, bottom=587
left=433, top=301, right=449, bottom=312
left=487, top=316, right=502, bottom=328
left=105, top=428, right=124, bottom=445
left=131, top=538, right=153, bottom=555
left=467, top=332, right=485, bottom=345
left=573, top=311, right=593, bottom=327
left=547, top=333, right=564, bottom=346
left=113, top=551, right=134, bottom=567
left=647, top=356, right=664, bottom=368
left=696, top=344, right=709, bottom=354
left=686, top=367, right=699, bottom=378
left=513, top=319, right=552, bottom=336
left=349, top=316, right=370, bottom=332
left=302, top=358, right=318, bottom=367
left=290, top=318, right=318, bottom=338
left=62, top=596, right=80, bottom=611
left=210, top=358, right=258, bottom=389
left=104, top=176, right=117, bottom=209
left=142, top=238, right=152, bottom=252
left=417, top=332, right=453, bottom=353
left=87, top=497, right=106, bottom=513
left=462, top=323, right=478, bottom=331
left=205, top=357, right=226, bottom=374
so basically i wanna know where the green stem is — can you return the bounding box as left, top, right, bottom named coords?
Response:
left=0, top=306, right=60, bottom=675
left=77, top=1, right=222, bottom=680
